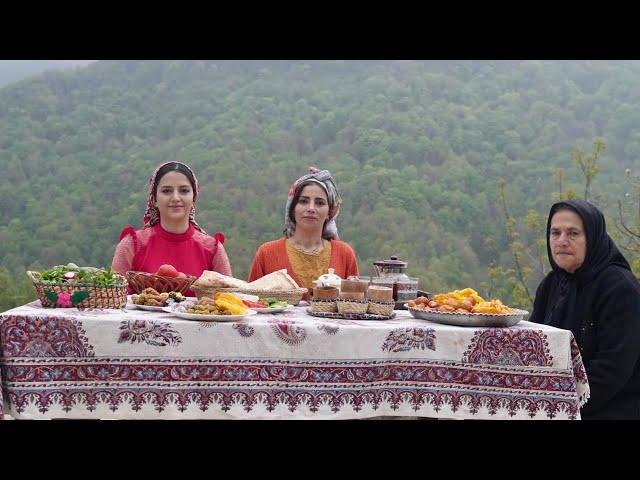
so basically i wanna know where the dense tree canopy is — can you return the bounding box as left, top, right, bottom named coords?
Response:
left=1, top=60, right=639, bottom=311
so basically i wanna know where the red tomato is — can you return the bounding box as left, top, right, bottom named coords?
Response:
left=176, top=272, right=187, bottom=278
left=242, top=300, right=267, bottom=308
left=156, top=264, right=179, bottom=277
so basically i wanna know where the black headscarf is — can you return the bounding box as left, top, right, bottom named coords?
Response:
left=531, top=199, right=631, bottom=333
left=547, top=200, right=630, bottom=283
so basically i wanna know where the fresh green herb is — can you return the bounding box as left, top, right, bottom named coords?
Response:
left=39, top=264, right=123, bottom=287
left=259, top=297, right=288, bottom=308
left=269, top=301, right=288, bottom=308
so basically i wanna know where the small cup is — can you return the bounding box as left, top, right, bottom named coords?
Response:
left=313, top=286, right=339, bottom=300
left=339, top=291, right=365, bottom=301
left=341, top=279, right=369, bottom=293
left=395, top=277, right=419, bottom=302
left=367, top=285, right=394, bottom=302
left=370, top=277, right=394, bottom=289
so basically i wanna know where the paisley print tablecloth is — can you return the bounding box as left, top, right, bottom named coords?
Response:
left=0, top=301, right=589, bottom=419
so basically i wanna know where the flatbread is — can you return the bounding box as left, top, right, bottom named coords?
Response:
left=194, top=271, right=248, bottom=289
left=245, top=269, right=301, bottom=291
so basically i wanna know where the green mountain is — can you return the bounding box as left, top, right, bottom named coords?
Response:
left=1, top=60, right=638, bottom=311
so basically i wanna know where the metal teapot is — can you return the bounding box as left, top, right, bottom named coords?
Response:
left=373, top=256, right=420, bottom=308
left=373, top=256, right=409, bottom=281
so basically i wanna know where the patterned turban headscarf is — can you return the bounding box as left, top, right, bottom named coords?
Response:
left=143, top=161, right=206, bottom=233
left=284, top=166, right=342, bottom=240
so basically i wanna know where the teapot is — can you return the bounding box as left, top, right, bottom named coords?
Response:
left=314, top=268, right=342, bottom=291
left=373, top=256, right=409, bottom=280
left=372, top=256, right=418, bottom=308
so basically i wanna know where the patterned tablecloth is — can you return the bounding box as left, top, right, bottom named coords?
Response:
left=0, top=301, right=589, bottom=420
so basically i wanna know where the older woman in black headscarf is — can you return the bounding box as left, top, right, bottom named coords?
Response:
left=530, top=199, right=640, bottom=419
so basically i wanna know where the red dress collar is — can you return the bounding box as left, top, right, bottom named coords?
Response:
left=153, top=223, right=195, bottom=242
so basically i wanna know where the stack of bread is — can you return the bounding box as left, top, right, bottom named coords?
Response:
left=243, top=269, right=307, bottom=305
left=193, top=269, right=303, bottom=292
left=244, top=269, right=301, bottom=291
left=192, top=269, right=306, bottom=305
left=193, top=271, right=249, bottom=290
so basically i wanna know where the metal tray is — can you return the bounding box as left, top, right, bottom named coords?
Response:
left=407, top=306, right=528, bottom=327
left=306, top=309, right=395, bottom=321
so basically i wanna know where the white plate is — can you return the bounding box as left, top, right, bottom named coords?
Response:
left=127, top=295, right=196, bottom=311
left=162, top=307, right=257, bottom=322
left=132, top=304, right=167, bottom=312
left=252, top=304, right=292, bottom=314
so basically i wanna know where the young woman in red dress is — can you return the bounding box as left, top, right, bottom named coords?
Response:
left=111, top=161, right=232, bottom=294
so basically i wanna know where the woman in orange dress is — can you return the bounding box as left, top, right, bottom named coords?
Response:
left=248, top=167, right=359, bottom=292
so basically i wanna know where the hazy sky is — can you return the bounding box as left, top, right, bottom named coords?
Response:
left=0, top=60, right=97, bottom=88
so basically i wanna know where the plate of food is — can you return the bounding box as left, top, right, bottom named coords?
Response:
left=406, top=288, right=528, bottom=327
left=129, top=289, right=189, bottom=311
left=163, top=294, right=257, bottom=321
left=163, top=308, right=257, bottom=322
left=242, top=298, right=291, bottom=314
left=407, top=306, right=528, bottom=327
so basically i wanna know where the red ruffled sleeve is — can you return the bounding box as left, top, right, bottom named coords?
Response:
left=119, top=226, right=138, bottom=252
left=212, top=232, right=225, bottom=257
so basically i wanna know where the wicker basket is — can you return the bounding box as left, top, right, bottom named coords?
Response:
left=27, top=271, right=128, bottom=309
left=235, top=287, right=307, bottom=306
left=192, top=285, right=232, bottom=300
left=336, top=298, right=368, bottom=314
left=309, top=299, right=337, bottom=313
left=126, top=271, right=196, bottom=294
left=367, top=300, right=395, bottom=316
left=192, top=285, right=307, bottom=306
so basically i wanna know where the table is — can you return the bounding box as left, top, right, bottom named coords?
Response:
left=0, top=301, right=589, bottom=420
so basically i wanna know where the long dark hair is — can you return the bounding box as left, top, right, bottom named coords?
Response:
left=153, top=162, right=197, bottom=201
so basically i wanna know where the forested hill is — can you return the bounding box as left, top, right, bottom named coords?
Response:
left=1, top=60, right=639, bottom=310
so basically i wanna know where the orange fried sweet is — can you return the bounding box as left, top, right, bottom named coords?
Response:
left=444, top=297, right=460, bottom=309
left=199, top=296, right=216, bottom=306
left=472, top=299, right=515, bottom=314
left=427, top=288, right=515, bottom=314
left=437, top=304, right=456, bottom=312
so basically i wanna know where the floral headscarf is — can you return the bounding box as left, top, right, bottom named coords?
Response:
left=284, top=166, right=342, bottom=240
left=143, top=161, right=206, bottom=233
